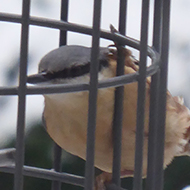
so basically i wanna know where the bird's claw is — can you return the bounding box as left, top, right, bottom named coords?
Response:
left=95, top=172, right=112, bottom=190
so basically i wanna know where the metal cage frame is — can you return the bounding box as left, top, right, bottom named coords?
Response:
left=0, top=0, right=171, bottom=190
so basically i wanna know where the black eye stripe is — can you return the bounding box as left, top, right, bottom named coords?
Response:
left=43, top=63, right=90, bottom=80
left=42, top=59, right=109, bottom=80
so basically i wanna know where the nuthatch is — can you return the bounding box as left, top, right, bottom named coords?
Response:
left=27, top=44, right=190, bottom=190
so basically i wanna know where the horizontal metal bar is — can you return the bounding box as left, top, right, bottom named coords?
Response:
left=0, top=165, right=84, bottom=187
left=0, top=12, right=22, bottom=23
left=0, top=12, right=158, bottom=60
left=0, top=62, right=159, bottom=96
left=0, top=87, right=18, bottom=95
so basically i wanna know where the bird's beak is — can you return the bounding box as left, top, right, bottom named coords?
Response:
left=27, top=72, right=50, bottom=84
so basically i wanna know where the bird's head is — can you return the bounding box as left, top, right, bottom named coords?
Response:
left=27, top=44, right=137, bottom=86
left=27, top=45, right=114, bottom=85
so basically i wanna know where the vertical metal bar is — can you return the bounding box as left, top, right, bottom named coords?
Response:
left=152, top=0, right=163, bottom=53
left=133, top=0, right=150, bottom=190
left=146, top=0, right=162, bottom=190
left=118, top=0, right=127, bottom=34
left=51, top=1, right=69, bottom=190
left=14, top=0, right=30, bottom=190
left=154, top=0, right=171, bottom=190
left=59, top=0, right=69, bottom=46
left=84, top=0, right=102, bottom=190
left=51, top=144, right=62, bottom=190
left=112, top=0, right=127, bottom=187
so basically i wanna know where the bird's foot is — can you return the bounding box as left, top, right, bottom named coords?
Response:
left=95, top=172, right=112, bottom=190
left=95, top=170, right=134, bottom=190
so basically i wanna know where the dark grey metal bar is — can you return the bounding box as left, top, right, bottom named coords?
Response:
left=118, top=0, right=127, bottom=34
left=59, top=0, right=69, bottom=46
left=84, top=0, right=102, bottom=190
left=0, top=165, right=84, bottom=187
left=0, top=12, right=159, bottom=57
left=51, top=144, right=62, bottom=190
left=133, top=0, right=150, bottom=190
left=14, top=0, right=30, bottom=190
left=111, top=49, right=125, bottom=187
left=51, top=1, right=69, bottom=190
left=111, top=0, right=127, bottom=188
left=146, top=0, right=162, bottom=190
left=154, top=0, right=171, bottom=190
left=152, top=0, right=162, bottom=53
left=0, top=61, right=159, bottom=96
left=0, top=87, right=18, bottom=95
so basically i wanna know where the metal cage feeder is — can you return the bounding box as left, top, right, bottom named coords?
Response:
left=0, top=0, right=170, bottom=190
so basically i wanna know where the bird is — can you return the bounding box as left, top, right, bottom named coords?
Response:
left=27, top=43, right=190, bottom=189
